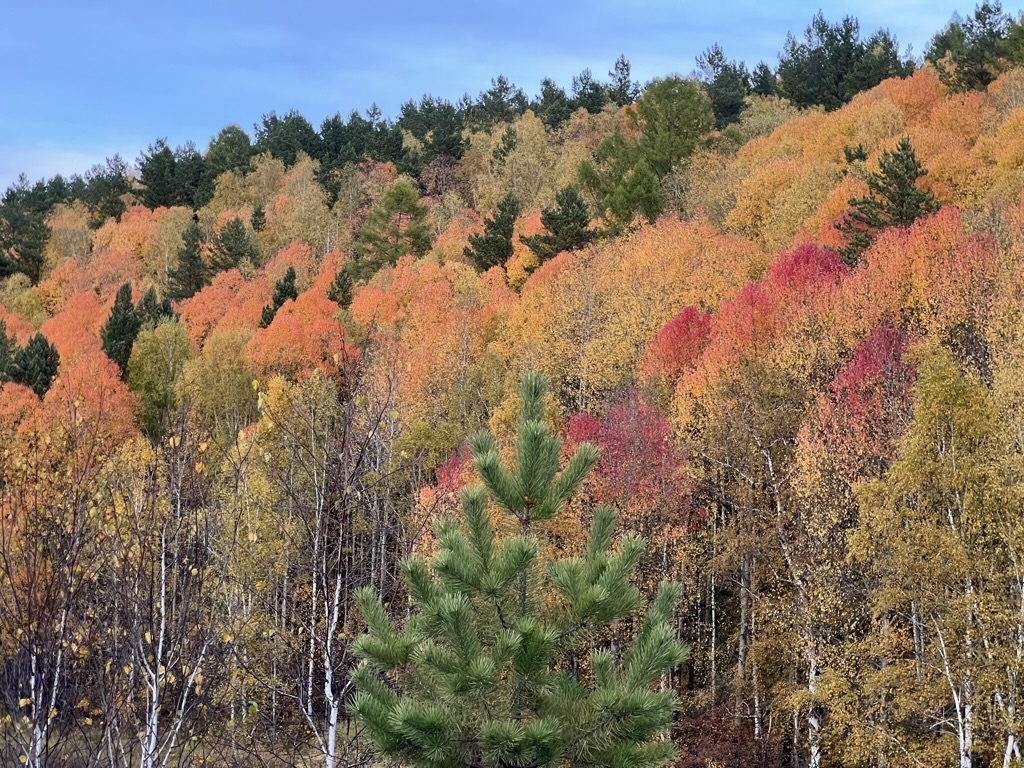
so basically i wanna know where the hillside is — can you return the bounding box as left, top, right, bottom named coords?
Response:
left=3, top=6, right=1024, bottom=767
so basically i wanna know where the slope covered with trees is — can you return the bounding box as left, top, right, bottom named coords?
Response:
left=4, top=3, right=1024, bottom=766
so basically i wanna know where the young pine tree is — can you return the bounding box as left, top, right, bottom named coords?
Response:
left=837, top=136, right=940, bottom=265
left=135, top=286, right=175, bottom=328
left=353, top=372, right=687, bottom=768
left=327, top=268, right=353, bottom=309
left=210, top=216, right=260, bottom=273
left=167, top=222, right=208, bottom=301
left=259, top=265, right=298, bottom=328
left=10, top=333, right=60, bottom=398
left=464, top=192, right=520, bottom=271
left=101, top=282, right=142, bottom=379
left=520, top=184, right=595, bottom=265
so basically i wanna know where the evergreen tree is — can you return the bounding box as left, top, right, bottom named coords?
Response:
left=571, top=68, right=608, bottom=114
left=464, top=192, right=520, bottom=271
left=520, top=185, right=595, bottom=264
left=327, top=268, right=353, bottom=309
left=259, top=266, right=299, bottom=328
left=350, top=181, right=432, bottom=281
left=210, top=217, right=259, bottom=273
left=10, top=332, right=59, bottom=398
left=532, top=78, right=574, bottom=129
left=250, top=204, right=266, bottom=232
left=138, top=139, right=179, bottom=209
left=167, top=222, right=208, bottom=301
left=696, top=44, right=751, bottom=128
left=0, top=319, right=13, bottom=383
left=750, top=61, right=778, bottom=96
left=607, top=54, right=640, bottom=107
left=135, top=286, right=175, bottom=329
left=927, top=1, right=1012, bottom=91
left=837, top=136, right=940, bottom=265
left=353, top=372, right=687, bottom=768
left=101, top=282, right=142, bottom=379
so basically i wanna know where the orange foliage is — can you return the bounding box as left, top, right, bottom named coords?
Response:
left=34, top=259, right=93, bottom=316
left=86, top=245, right=146, bottom=296
left=878, top=68, right=946, bottom=127
left=264, top=239, right=316, bottom=290
left=246, top=286, right=349, bottom=381
left=41, top=354, right=138, bottom=450
left=177, top=269, right=260, bottom=348
left=92, top=205, right=162, bottom=258
left=39, top=291, right=108, bottom=367
left=0, top=307, right=38, bottom=345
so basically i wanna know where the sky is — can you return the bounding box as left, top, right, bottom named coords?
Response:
left=0, top=0, right=987, bottom=191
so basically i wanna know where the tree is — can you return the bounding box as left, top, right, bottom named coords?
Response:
left=532, top=78, right=574, bottom=129
left=167, top=222, right=208, bottom=300
left=837, top=136, right=940, bottom=265
left=260, top=265, right=299, bottom=328
left=138, top=139, right=179, bottom=209
left=0, top=320, right=12, bottom=383
left=927, top=1, right=1012, bottom=91
left=571, top=68, right=607, bottom=114
left=464, top=192, right=520, bottom=271
left=101, top=282, right=142, bottom=379
left=10, top=333, right=59, bottom=398
left=697, top=44, right=751, bottom=128
left=608, top=54, right=640, bottom=107
left=327, top=268, right=353, bottom=309
left=254, top=110, right=322, bottom=166
left=351, top=181, right=432, bottom=281
left=520, top=184, right=595, bottom=264
left=210, top=216, right=259, bottom=273
left=352, top=372, right=687, bottom=768
left=750, top=61, right=777, bottom=96
left=135, top=286, right=175, bottom=328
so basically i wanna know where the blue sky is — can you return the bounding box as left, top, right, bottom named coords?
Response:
left=0, top=1, right=984, bottom=190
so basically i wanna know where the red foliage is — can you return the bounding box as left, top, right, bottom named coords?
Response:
left=767, top=243, right=847, bottom=297
left=566, top=391, right=693, bottom=528
left=640, top=306, right=713, bottom=385
left=40, top=291, right=107, bottom=367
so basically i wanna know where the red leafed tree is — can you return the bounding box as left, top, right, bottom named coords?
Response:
left=767, top=243, right=847, bottom=299
left=640, top=306, right=713, bottom=394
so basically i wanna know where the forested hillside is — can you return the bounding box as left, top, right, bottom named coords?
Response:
left=4, top=3, right=1024, bottom=766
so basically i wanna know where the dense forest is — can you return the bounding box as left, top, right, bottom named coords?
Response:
left=4, top=3, right=1024, bottom=766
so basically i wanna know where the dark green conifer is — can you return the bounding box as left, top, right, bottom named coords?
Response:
left=520, top=185, right=595, bottom=265
left=352, top=372, right=687, bottom=768
left=259, top=266, right=298, bottom=328
left=327, top=269, right=353, bottom=309
left=837, top=136, right=940, bottom=265
left=101, top=282, right=142, bottom=379
left=135, top=286, right=175, bottom=328
left=167, top=222, right=208, bottom=301
left=464, top=192, right=520, bottom=271
left=0, top=320, right=13, bottom=383
left=10, top=333, right=60, bottom=398
left=210, top=217, right=260, bottom=273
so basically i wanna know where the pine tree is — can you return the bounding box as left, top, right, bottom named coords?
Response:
left=10, top=332, right=60, bottom=398
left=167, top=222, right=208, bottom=301
left=250, top=203, right=266, bottom=232
left=520, top=185, right=595, bottom=265
left=327, top=268, right=353, bottom=309
left=259, top=266, right=298, bottom=328
left=353, top=372, right=687, bottom=768
left=837, top=136, right=940, bottom=265
left=135, top=286, right=175, bottom=328
left=0, top=319, right=13, bottom=383
left=210, top=216, right=260, bottom=273
left=351, top=181, right=432, bottom=281
left=464, top=192, right=521, bottom=271
left=101, top=282, right=142, bottom=379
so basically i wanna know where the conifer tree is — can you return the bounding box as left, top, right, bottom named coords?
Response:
left=259, top=266, right=298, bottom=328
left=837, top=136, right=940, bottom=265
left=210, top=216, right=260, bottom=273
left=327, top=268, right=353, bottom=309
left=167, top=222, right=208, bottom=301
left=10, top=332, right=59, bottom=398
left=135, top=286, right=175, bottom=328
left=0, top=319, right=12, bottom=383
left=464, top=192, right=520, bottom=271
left=520, top=185, right=595, bottom=265
left=101, top=281, right=142, bottom=379
left=353, top=372, right=687, bottom=768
